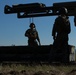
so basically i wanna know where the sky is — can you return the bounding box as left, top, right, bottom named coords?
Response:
left=0, top=0, right=76, bottom=46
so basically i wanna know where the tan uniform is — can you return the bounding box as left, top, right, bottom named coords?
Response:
left=25, top=28, right=41, bottom=47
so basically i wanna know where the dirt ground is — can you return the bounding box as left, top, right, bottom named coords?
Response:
left=0, top=69, right=76, bottom=75
left=0, top=62, right=76, bottom=75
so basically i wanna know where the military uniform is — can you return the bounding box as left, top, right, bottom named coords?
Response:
left=25, top=23, right=41, bottom=47
left=52, top=15, right=71, bottom=62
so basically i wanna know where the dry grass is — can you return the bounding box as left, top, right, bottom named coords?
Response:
left=0, top=62, right=76, bottom=75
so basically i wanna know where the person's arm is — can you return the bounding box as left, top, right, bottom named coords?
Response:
left=25, top=29, right=31, bottom=38
left=37, top=37, right=41, bottom=45
left=52, top=16, right=60, bottom=40
left=36, top=31, right=41, bottom=45
left=52, top=19, right=57, bottom=40
left=64, top=16, right=71, bottom=34
left=66, top=18, right=71, bottom=34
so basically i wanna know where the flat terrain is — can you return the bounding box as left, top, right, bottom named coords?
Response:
left=0, top=62, right=76, bottom=75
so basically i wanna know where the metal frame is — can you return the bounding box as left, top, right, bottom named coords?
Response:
left=4, top=1, right=76, bottom=18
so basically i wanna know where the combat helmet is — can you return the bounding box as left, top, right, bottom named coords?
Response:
left=29, top=23, right=35, bottom=28
left=59, top=7, right=68, bottom=15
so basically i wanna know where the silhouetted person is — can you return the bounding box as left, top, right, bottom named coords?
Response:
left=25, top=23, right=41, bottom=47
left=52, top=7, right=71, bottom=62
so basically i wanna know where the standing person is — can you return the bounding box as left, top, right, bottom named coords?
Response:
left=52, top=7, right=71, bottom=62
left=25, top=23, right=41, bottom=47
